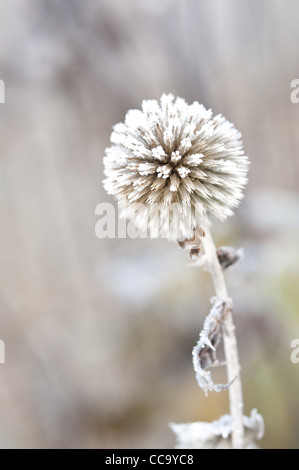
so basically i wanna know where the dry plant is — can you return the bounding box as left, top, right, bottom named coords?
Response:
left=103, top=94, right=264, bottom=449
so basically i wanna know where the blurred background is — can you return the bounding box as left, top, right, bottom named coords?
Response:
left=0, top=0, right=299, bottom=449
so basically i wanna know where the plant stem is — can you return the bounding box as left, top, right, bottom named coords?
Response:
left=201, top=225, right=244, bottom=449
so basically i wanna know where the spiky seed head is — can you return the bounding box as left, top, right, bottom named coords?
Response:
left=103, top=93, right=249, bottom=239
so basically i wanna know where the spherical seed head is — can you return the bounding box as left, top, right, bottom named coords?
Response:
left=103, top=93, right=249, bottom=239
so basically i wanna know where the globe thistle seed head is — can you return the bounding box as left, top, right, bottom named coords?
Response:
left=103, top=93, right=249, bottom=239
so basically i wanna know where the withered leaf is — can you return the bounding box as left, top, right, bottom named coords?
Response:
left=177, top=226, right=204, bottom=251
left=170, top=409, right=265, bottom=449
left=217, top=246, right=243, bottom=271
left=192, top=297, right=233, bottom=394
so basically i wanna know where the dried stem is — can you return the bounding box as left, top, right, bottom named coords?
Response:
left=201, top=225, right=244, bottom=449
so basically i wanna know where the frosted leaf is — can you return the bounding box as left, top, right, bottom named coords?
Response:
left=170, top=409, right=265, bottom=449
left=192, top=297, right=233, bottom=394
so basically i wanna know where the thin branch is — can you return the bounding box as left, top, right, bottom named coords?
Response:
left=201, top=226, right=244, bottom=449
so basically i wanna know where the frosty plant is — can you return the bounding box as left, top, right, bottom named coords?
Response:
left=103, top=93, right=264, bottom=449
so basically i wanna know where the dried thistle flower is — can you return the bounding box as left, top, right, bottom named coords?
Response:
left=103, top=93, right=249, bottom=239
left=103, top=94, right=258, bottom=448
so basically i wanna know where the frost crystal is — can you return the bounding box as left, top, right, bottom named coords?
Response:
left=103, top=94, right=249, bottom=239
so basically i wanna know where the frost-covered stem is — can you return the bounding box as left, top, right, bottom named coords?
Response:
left=201, top=226, right=244, bottom=449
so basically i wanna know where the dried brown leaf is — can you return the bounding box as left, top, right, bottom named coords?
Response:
left=177, top=226, right=204, bottom=251
left=217, top=246, right=243, bottom=271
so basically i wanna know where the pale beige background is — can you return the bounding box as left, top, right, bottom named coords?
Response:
left=0, top=0, right=299, bottom=448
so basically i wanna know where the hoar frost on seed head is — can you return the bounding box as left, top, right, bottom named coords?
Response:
left=103, top=93, right=249, bottom=239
